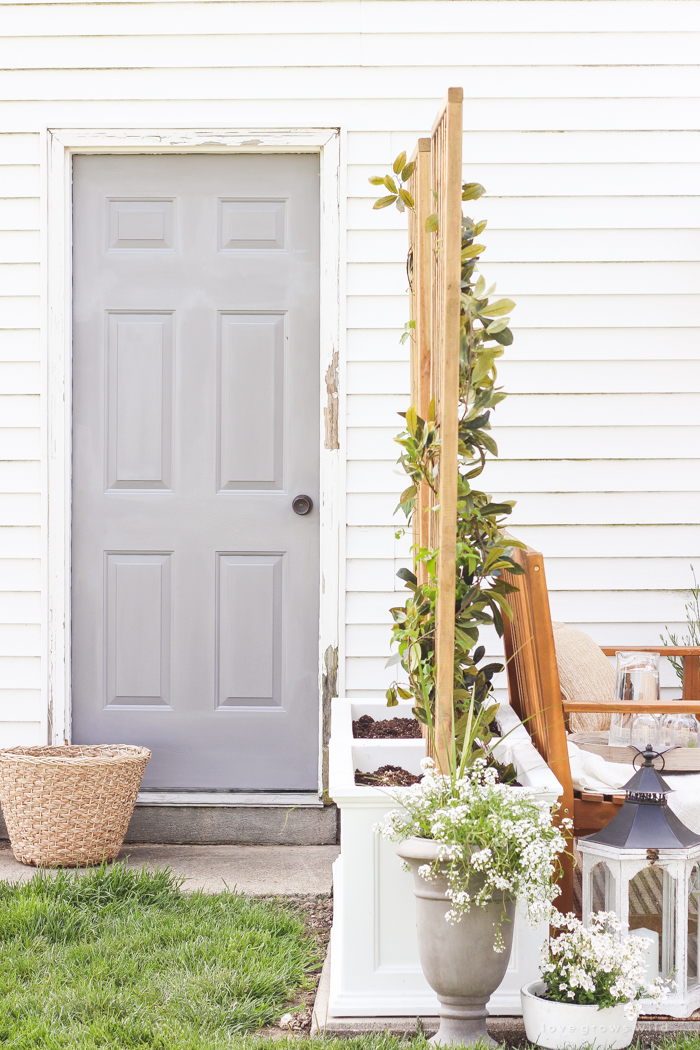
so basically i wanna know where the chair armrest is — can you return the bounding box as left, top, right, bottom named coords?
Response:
left=600, top=646, right=700, bottom=656
left=563, top=700, right=700, bottom=714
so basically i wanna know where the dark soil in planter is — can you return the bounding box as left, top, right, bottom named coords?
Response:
left=352, top=714, right=423, bottom=739
left=354, top=764, right=423, bottom=787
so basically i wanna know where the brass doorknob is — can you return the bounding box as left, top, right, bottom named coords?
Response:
left=292, top=495, right=313, bottom=515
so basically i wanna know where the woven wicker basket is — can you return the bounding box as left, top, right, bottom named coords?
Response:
left=0, top=744, right=150, bottom=867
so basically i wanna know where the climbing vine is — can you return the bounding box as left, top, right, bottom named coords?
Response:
left=370, top=156, right=526, bottom=765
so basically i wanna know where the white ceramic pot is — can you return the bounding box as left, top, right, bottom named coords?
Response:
left=520, top=981, right=638, bottom=1050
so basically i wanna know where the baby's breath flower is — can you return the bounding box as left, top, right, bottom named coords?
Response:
left=375, top=763, right=570, bottom=948
left=541, top=911, right=671, bottom=1012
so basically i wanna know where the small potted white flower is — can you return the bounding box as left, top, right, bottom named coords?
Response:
left=521, top=911, right=670, bottom=1050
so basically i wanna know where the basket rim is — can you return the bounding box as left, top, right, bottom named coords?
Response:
left=0, top=744, right=151, bottom=766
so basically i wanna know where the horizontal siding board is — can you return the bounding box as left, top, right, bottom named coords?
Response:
left=0, top=265, right=40, bottom=296
left=0, top=527, right=40, bottom=558
left=493, top=426, right=700, bottom=461
left=0, top=591, right=40, bottom=623
left=505, top=491, right=700, bottom=526
left=0, top=623, right=39, bottom=655
left=512, top=524, right=700, bottom=559
left=349, top=261, right=700, bottom=297
left=0, top=656, right=40, bottom=688
left=0, top=298, right=40, bottom=327
left=347, top=228, right=700, bottom=265
left=351, top=163, right=700, bottom=199
left=0, top=330, right=40, bottom=360
left=347, top=327, right=700, bottom=362
left=0, top=462, right=40, bottom=492
left=2, top=1, right=700, bottom=32
left=0, top=231, right=40, bottom=262
left=2, top=98, right=700, bottom=133
left=0, top=166, right=40, bottom=197
left=0, top=430, right=40, bottom=458
left=349, top=359, right=700, bottom=397
left=497, top=393, right=700, bottom=428
left=0, top=722, right=42, bottom=747
left=0, top=396, right=39, bottom=427
left=347, top=459, right=700, bottom=494
left=349, top=197, right=700, bottom=231
left=0, top=560, right=40, bottom=589
left=348, top=294, right=700, bottom=329
left=500, top=360, right=700, bottom=394
left=0, top=493, right=41, bottom=526
left=0, top=134, right=40, bottom=164
left=0, top=198, right=39, bottom=229
left=2, top=63, right=700, bottom=100
left=0, top=690, right=41, bottom=720
left=0, top=361, right=40, bottom=394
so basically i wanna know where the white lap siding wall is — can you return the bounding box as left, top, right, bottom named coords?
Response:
left=0, top=0, right=698, bottom=743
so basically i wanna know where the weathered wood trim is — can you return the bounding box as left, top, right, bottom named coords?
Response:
left=44, top=126, right=342, bottom=796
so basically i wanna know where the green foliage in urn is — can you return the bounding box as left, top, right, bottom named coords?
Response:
left=370, top=157, right=526, bottom=767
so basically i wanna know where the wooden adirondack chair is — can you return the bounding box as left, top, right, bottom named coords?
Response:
left=501, top=543, right=700, bottom=915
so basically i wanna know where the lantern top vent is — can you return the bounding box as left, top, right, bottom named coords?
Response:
left=584, top=745, right=700, bottom=851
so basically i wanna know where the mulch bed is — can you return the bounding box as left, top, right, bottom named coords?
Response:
left=352, top=714, right=422, bottom=739
left=354, top=764, right=423, bottom=787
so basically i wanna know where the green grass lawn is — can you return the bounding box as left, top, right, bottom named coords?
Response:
left=0, top=863, right=320, bottom=1048
left=0, top=866, right=697, bottom=1050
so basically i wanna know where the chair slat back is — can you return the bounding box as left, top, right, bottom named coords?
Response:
left=502, top=545, right=574, bottom=812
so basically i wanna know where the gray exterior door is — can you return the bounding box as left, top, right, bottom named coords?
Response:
left=71, top=154, right=320, bottom=790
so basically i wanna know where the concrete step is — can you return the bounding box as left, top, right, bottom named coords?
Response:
left=0, top=794, right=338, bottom=847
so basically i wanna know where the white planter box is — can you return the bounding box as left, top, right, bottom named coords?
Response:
left=328, top=698, right=563, bottom=1017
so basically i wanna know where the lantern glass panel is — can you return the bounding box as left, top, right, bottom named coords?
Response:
left=590, top=861, right=616, bottom=913
left=688, top=864, right=700, bottom=988
left=628, top=865, right=675, bottom=978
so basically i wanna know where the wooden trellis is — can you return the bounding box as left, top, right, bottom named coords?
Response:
left=407, top=88, right=464, bottom=771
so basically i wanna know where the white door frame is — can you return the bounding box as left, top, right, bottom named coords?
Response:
left=43, top=127, right=342, bottom=792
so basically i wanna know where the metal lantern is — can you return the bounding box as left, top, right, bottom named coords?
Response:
left=579, top=745, right=700, bottom=1018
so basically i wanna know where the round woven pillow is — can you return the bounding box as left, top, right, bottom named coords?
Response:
left=0, top=744, right=151, bottom=867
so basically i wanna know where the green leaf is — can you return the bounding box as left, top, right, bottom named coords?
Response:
left=396, top=567, right=418, bottom=586
left=425, top=213, right=439, bottom=232
left=385, top=686, right=399, bottom=707
left=400, top=161, right=415, bottom=181
left=461, top=244, right=485, bottom=260
left=486, top=317, right=509, bottom=334
left=399, top=484, right=417, bottom=504
left=383, top=175, right=398, bottom=194
left=374, top=195, right=397, bottom=210
left=399, top=188, right=414, bottom=209
left=479, top=298, right=515, bottom=318
left=474, top=219, right=487, bottom=235
left=405, top=403, right=418, bottom=436
left=490, top=326, right=513, bottom=346
left=368, top=175, right=385, bottom=186
left=393, top=151, right=407, bottom=175
left=462, top=182, right=485, bottom=201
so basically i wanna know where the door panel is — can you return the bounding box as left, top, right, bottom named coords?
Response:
left=72, top=154, right=320, bottom=790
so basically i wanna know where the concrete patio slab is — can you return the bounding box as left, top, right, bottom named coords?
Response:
left=0, top=843, right=339, bottom=896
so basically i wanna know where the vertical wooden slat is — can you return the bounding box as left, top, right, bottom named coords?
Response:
left=407, top=137, right=432, bottom=585
left=683, top=654, right=700, bottom=702
left=431, top=87, right=463, bottom=771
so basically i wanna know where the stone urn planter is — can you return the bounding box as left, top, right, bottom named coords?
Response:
left=520, top=980, right=637, bottom=1050
left=397, top=836, right=516, bottom=1048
